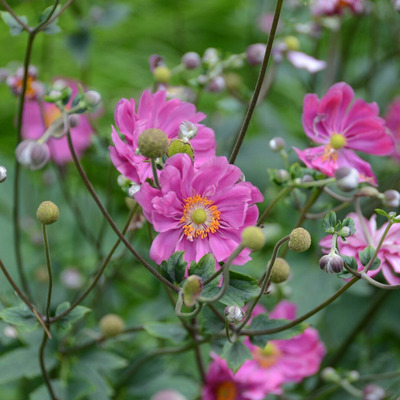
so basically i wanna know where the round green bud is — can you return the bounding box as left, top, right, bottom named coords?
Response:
left=288, top=227, right=311, bottom=253
left=168, top=139, right=194, bottom=160
left=284, top=36, right=300, bottom=51
left=36, top=201, right=59, bottom=225
left=270, top=258, right=291, bottom=284
left=153, top=66, right=171, bottom=83
left=99, top=314, right=125, bottom=337
left=138, top=129, right=169, bottom=159
left=241, top=226, right=266, bottom=251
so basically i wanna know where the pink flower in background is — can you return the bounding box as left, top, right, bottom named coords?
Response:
left=311, top=0, right=364, bottom=16
left=135, top=154, right=263, bottom=265
left=384, top=99, right=400, bottom=160
left=320, top=213, right=400, bottom=285
left=203, top=301, right=325, bottom=399
left=22, top=80, right=94, bottom=165
left=109, top=90, right=216, bottom=184
left=6, top=66, right=44, bottom=99
left=294, top=82, right=394, bottom=185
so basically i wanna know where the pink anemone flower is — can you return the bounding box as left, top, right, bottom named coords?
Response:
left=135, top=154, right=263, bottom=265
left=384, top=99, right=400, bottom=160
left=294, top=82, right=394, bottom=185
left=109, top=90, right=216, bottom=185
left=21, top=80, right=95, bottom=165
left=320, top=212, right=400, bottom=285
left=203, top=301, right=325, bottom=399
left=311, top=0, right=364, bottom=16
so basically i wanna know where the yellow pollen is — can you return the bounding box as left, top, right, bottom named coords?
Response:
left=216, top=381, right=236, bottom=400
left=253, top=342, right=281, bottom=369
left=180, top=194, right=221, bottom=240
left=330, top=133, right=346, bottom=150
left=17, top=75, right=36, bottom=97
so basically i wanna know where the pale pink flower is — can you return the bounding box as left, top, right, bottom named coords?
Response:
left=311, top=0, right=364, bottom=16
left=109, top=90, right=216, bottom=184
left=21, top=80, right=94, bottom=165
left=320, top=212, right=400, bottom=285
left=294, top=82, right=394, bottom=185
left=384, top=99, right=400, bottom=160
left=203, top=301, right=325, bottom=399
left=135, top=154, right=263, bottom=265
left=6, top=66, right=44, bottom=99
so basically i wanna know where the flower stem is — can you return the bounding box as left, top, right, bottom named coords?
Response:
left=150, top=158, right=161, bottom=189
left=257, top=186, right=292, bottom=226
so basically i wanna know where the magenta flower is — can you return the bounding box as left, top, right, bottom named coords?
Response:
left=109, top=90, right=216, bottom=184
left=320, top=213, right=400, bottom=285
left=294, top=82, right=394, bottom=185
left=135, top=154, right=263, bottom=265
left=203, top=301, right=325, bottom=399
left=311, top=0, right=364, bottom=16
left=384, top=99, right=400, bottom=160
left=22, top=80, right=94, bottom=165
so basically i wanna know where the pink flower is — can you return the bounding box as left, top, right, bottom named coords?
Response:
left=135, top=154, right=263, bottom=265
left=21, top=80, right=94, bottom=165
left=311, top=0, right=364, bottom=16
left=203, top=301, right=325, bottom=399
left=109, top=90, right=216, bottom=184
left=320, top=213, right=400, bottom=285
left=384, top=99, right=400, bottom=160
left=294, top=82, right=394, bottom=185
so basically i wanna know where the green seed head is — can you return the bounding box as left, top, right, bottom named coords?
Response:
left=270, top=258, right=291, bottom=284
left=99, top=314, right=125, bottom=337
left=241, top=226, right=266, bottom=251
left=138, top=128, right=169, bottom=159
left=36, top=201, right=59, bottom=225
left=288, top=227, right=311, bottom=253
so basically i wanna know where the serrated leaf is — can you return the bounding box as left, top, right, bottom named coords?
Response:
left=341, top=255, right=358, bottom=271
left=189, top=253, right=215, bottom=281
left=0, top=11, right=28, bottom=35
left=55, top=302, right=91, bottom=330
left=249, top=314, right=309, bottom=347
left=160, top=251, right=187, bottom=284
left=199, top=303, right=225, bottom=334
left=322, top=211, right=336, bottom=233
left=342, top=217, right=356, bottom=236
left=221, top=340, right=252, bottom=372
left=359, top=246, right=381, bottom=269
left=144, top=322, right=187, bottom=344
left=219, top=271, right=260, bottom=307
left=0, top=304, right=38, bottom=330
left=375, top=208, right=389, bottom=218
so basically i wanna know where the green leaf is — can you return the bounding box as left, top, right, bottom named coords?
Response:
left=220, top=271, right=260, bottom=307
left=144, top=321, right=187, bottom=344
left=30, top=378, right=93, bottom=400
left=341, top=255, right=358, bottom=271
left=55, top=302, right=91, bottom=330
left=221, top=340, right=252, bottom=372
left=199, top=303, right=225, bottom=334
left=375, top=208, right=389, bottom=218
left=249, top=314, right=309, bottom=347
left=39, top=4, right=62, bottom=34
left=189, top=253, right=215, bottom=281
left=359, top=246, right=381, bottom=269
left=322, top=211, right=336, bottom=234
left=160, top=251, right=187, bottom=284
left=0, top=11, right=28, bottom=35
left=342, top=217, right=356, bottom=236
left=0, top=303, right=38, bottom=330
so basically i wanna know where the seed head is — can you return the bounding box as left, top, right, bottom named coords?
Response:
left=36, top=201, right=59, bottom=225
left=99, top=314, right=125, bottom=337
left=138, top=128, right=169, bottom=159
left=288, top=227, right=311, bottom=252
left=241, top=226, right=266, bottom=251
left=270, top=258, right=291, bottom=283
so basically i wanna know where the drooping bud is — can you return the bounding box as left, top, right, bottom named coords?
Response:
left=68, top=114, right=80, bottom=128
left=168, top=139, right=194, bottom=161
left=182, top=52, right=201, bottom=69
left=16, top=140, right=50, bottom=170
left=0, top=166, right=7, bottom=182
left=207, top=76, right=225, bottom=92
left=241, top=226, right=266, bottom=251
left=383, top=189, right=400, bottom=208
left=182, top=275, right=203, bottom=307
left=269, top=137, right=285, bottom=152
left=178, top=121, right=198, bottom=141
left=138, top=128, right=169, bottom=159
left=357, top=186, right=380, bottom=198
left=321, top=367, right=340, bottom=383
left=246, top=43, right=266, bottom=65
left=270, top=257, right=291, bottom=283
left=36, top=201, right=59, bottom=225
left=85, top=90, right=102, bottom=108
left=362, top=384, right=386, bottom=400
left=99, top=314, right=125, bottom=337
left=151, top=390, right=187, bottom=400
left=275, top=169, right=290, bottom=184
left=153, top=66, right=171, bottom=83
left=319, top=253, right=344, bottom=273
left=288, top=227, right=311, bottom=252
left=335, top=167, right=359, bottom=192
left=224, top=305, right=245, bottom=323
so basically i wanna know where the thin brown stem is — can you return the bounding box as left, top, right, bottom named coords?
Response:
left=257, top=186, right=292, bottom=226
left=0, top=0, right=31, bottom=31
left=39, top=331, right=58, bottom=400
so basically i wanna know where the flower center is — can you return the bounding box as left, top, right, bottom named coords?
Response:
left=330, top=133, right=346, bottom=150
left=17, top=75, right=36, bottom=97
left=216, top=381, right=236, bottom=400
left=180, top=194, right=220, bottom=241
left=44, top=106, right=62, bottom=129
left=253, top=342, right=281, bottom=369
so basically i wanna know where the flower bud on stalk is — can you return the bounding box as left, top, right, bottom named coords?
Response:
left=275, top=169, right=290, bottom=184
left=182, top=275, right=203, bottom=307
left=241, top=226, right=266, bottom=251
left=357, top=186, right=380, bottom=198
left=203, top=48, right=219, bottom=66
left=153, top=66, right=171, bottom=83
left=207, top=76, right=225, bottom=92
left=182, top=52, right=201, bottom=69
left=270, top=258, right=291, bottom=283
left=0, top=166, right=7, bottom=182
left=127, top=183, right=141, bottom=198
left=288, top=228, right=311, bottom=252
left=138, top=129, right=169, bottom=159
left=335, top=167, right=359, bottom=192
left=246, top=43, right=266, bottom=65
left=36, top=201, right=59, bottom=225
left=224, top=305, right=245, bottom=323
left=362, top=384, right=386, bottom=400
left=383, top=189, right=400, bottom=208
left=99, top=314, right=125, bottom=337
left=16, top=140, right=50, bottom=170
left=269, top=137, right=285, bottom=152
left=85, top=90, right=102, bottom=108
left=321, top=367, right=340, bottom=383
left=319, top=253, right=344, bottom=273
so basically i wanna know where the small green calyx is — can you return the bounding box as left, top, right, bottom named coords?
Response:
left=192, top=209, right=207, bottom=224
left=330, top=133, right=346, bottom=150
left=168, top=139, right=194, bottom=161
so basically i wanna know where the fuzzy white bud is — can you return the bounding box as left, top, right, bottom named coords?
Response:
left=224, top=305, right=246, bottom=323
left=178, top=121, right=198, bottom=141
left=335, top=167, right=359, bottom=192
left=128, top=183, right=141, bottom=197
left=0, top=166, right=7, bottom=182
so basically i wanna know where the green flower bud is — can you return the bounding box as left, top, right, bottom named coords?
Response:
left=270, top=257, right=291, bottom=283
left=182, top=275, right=203, bottom=307
left=241, top=226, right=266, bottom=251
left=36, top=201, right=59, bottom=225
left=138, top=128, right=169, bottom=159
left=153, top=66, right=171, bottom=83
left=168, top=139, right=194, bottom=160
left=99, top=314, right=125, bottom=337
left=288, top=227, right=311, bottom=253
